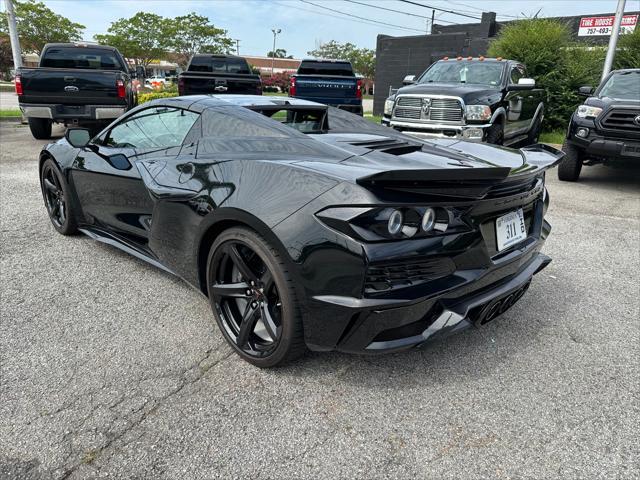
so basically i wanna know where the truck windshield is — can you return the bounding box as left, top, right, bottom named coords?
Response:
left=297, top=61, right=354, bottom=76
left=189, top=57, right=251, bottom=74
left=418, top=62, right=504, bottom=87
left=598, top=71, right=640, bottom=100
left=41, top=47, right=123, bottom=70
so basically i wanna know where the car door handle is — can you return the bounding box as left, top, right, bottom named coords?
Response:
left=64, top=76, right=76, bottom=82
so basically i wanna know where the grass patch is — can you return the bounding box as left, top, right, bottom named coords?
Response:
left=364, top=114, right=381, bottom=124
left=0, top=109, right=21, bottom=117
left=539, top=130, right=565, bottom=145
left=264, top=91, right=287, bottom=97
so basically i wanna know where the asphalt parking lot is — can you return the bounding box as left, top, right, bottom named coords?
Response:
left=1, top=121, right=638, bottom=479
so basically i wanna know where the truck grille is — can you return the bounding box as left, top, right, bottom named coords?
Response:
left=600, top=108, right=640, bottom=133
left=364, top=257, right=456, bottom=293
left=393, top=96, right=463, bottom=124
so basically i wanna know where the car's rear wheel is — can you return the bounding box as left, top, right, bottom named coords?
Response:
left=40, top=158, right=78, bottom=235
left=28, top=118, right=52, bottom=140
left=206, top=227, right=306, bottom=367
left=558, top=139, right=583, bottom=182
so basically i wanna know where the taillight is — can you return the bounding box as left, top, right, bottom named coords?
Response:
left=116, top=79, right=125, bottom=98
left=289, top=76, right=296, bottom=97
left=178, top=77, right=184, bottom=95
left=15, top=74, right=23, bottom=96
left=356, top=78, right=363, bottom=99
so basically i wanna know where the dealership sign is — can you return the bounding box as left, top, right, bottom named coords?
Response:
left=578, top=14, right=638, bottom=36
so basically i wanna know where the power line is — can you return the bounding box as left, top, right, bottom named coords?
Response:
left=299, top=0, right=426, bottom=33
left=397, top=0, right=482, bottom=21
left=343, top=0, right=460, bottom=25
left=276, top=1, right=426, bottom=34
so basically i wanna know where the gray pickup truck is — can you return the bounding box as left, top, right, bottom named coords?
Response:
left=381, top=57, right=545, bottom=146
left=16, top=43, right=138, bottom=139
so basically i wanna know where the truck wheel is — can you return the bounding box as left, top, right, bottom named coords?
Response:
left=486, top=122, right=504, bottom=145
left=558, top=139, right=583, bottom=182
left=28, top=118, right=52, bottom=140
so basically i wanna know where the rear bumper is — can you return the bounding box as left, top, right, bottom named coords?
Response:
left=19, top=103, right=126, bottom=121
left=307, top=244, right=551, bottom=354
left=291, top=95, right=363, bottom=115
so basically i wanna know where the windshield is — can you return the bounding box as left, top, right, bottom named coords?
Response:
left=598, top=71, right=640, bottom=100
left=418, top=62, right=504, bottom=87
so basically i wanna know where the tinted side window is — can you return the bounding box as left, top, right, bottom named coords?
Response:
left=510, top=66, right=524, bottom=84
left=201, top=107, right=299, bottom=139
left=106, top=107, right=199, bottom=149
left=297, top=61, right=354, bottom=76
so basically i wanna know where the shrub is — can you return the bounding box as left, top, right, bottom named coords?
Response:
left=615, top=27, right=640, bottom=69
left=138, top=91, right=178, bottom=104
left=488, top=18, right=610, bottom=131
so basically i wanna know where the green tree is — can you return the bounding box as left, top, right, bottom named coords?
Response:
left=267, top=48, right=292, bottom=59
left=165, top=13, right=233, bottom=69
left=94, top=12, right=169, bottom=68
left=0, top=36, right=13, bottom=78
left=0, top=0, right=84, bottom=54
left=488, top=18, right=605, bottom=130
left=614, top=27, right=640, bottom=70
left=307, top=40, right=375, bottom=79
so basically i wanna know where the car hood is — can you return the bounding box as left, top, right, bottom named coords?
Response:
left=395, top=83, right=501, bottom=105
left=294, top=133, right=563, bottom=194
left=584, top=96, right=640, bottom=108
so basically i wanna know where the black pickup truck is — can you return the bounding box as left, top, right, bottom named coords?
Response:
left=177, top=54, right=262, bottom=96
left=16, top=43, right=138, bottom=139
left=559, top=69, right=640, bottom=181
left=381, top=58, right=545, bottom=146
left=289, top=59, right=363, bottom=115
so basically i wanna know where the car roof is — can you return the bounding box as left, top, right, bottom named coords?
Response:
left=435, top=57, right=514, bottom=64
left=610, top=68, right=640, bottom=74
left=43, top=42, right=117, bottom=51
left=300, top=58, right=352, bottom=64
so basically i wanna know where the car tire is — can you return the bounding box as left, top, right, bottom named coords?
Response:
left=527, top=112, right=543, bottom=145
left=40, top=158, right=79, bottom=235
left=28, top=118, right=52, bottom=140
left=206, top=227, right=306, bottom=368
left=486, top=122, right=504, bottom=145
left=558, top=139, right=583, bottom=182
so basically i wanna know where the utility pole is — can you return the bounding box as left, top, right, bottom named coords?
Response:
left=4, top=0, right=23, bottom=71
left=234, top=39, right=240, bottom=56
left=271, top=28, right=281, bottom=77
left=602, top=0, right=626, bottom=81
left=430, top=9, right=435, bottom=34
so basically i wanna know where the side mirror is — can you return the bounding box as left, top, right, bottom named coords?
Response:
left=507, top=78, right=536, bottom=91
left=65, top=128, right=91, bottom=148
left=402, top=75, right=416, bottom=86
left=578, top=85, right=594, bottom=96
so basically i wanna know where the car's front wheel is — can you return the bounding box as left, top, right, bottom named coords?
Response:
left=558, top=139, right=583, bottom=181
left=40, top=158, right=78, bottom=235
left=485, top=122, right=504, bottom=145
left=28, top=118, right=52, bottom=140
left=206, top=227, right=306, bottom=367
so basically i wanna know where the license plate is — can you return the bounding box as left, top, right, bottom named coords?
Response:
left=495, top=209, right=527, bottom=252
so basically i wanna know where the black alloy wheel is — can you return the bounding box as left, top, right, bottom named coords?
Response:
left=206, top=228, right=305, bottom=367
left=40, top=159, right=78, bottom=235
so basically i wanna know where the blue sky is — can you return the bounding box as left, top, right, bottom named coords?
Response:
left=6, top=0, right=636, bottom=57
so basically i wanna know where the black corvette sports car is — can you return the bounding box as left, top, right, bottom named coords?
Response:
left=39, top=95, right=562, bottom=367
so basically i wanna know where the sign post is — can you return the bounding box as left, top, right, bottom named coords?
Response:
left=602, top=0, right=627, bottom=81
left=4, top=0, right=23, bottom=70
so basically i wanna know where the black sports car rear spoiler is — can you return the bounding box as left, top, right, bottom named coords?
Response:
left=356, top=143, right=563, bottom=199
